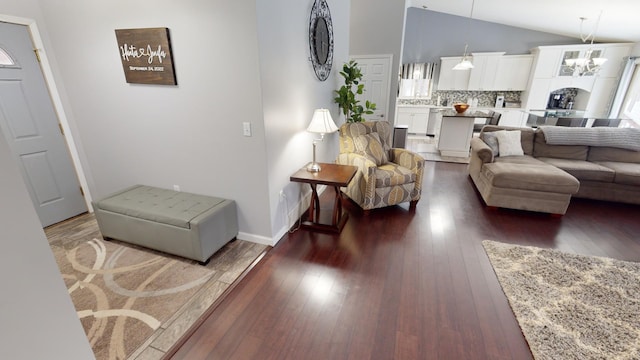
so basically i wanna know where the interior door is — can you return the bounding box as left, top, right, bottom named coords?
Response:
left=350, top=55, right=392, bottom=122
left=0, top=22, right=86, bottom=227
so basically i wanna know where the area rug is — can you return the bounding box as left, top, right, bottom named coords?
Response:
left=51, top=237, right=265, bottom=360
left=482, top=240, right=640, bottom=359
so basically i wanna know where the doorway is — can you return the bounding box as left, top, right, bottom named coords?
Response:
left=0, top=21, right=87, bottom=227
left=349, top=54, right=393, bottom=122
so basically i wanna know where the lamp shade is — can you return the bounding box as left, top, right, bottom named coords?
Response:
left=307, top=108, right=338, bottom=134
left=452, top=59, right=474, bottom=70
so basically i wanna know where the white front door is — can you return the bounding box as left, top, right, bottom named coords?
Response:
left=0, top=22, right=87, bottom=227
left=350, top=55, right=392, bottom=122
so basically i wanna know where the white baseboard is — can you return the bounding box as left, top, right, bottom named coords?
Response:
left=238, top=186, right=326, bottom=246
left=236, top=232, right=275, bottom=246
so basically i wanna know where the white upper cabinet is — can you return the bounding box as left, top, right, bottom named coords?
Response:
left=467, top=52, right=503, bottom=91
left=493, top=55, right=534, bottom=91
left=439, top=52, right=533, bottom=91
left=598, top=45, right=634, bottom=78
left=530, top=48, right=563, bottom=79
left=437, top=57, right=471, bottom=90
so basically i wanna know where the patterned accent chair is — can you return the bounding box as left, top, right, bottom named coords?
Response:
left=336, top=121, right=425, bottom=211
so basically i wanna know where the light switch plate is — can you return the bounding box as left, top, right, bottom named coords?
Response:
left=243, top=122, right=252, bottom=137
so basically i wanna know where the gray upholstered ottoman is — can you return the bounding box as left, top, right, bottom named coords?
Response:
left=93, top=185, right=238, bottom=264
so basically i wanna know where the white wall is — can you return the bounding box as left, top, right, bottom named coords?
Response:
left=0, top=125, right=94, bottom=358
left=0, top=0, right=352, bottom=357
left=403, top=9, right=582, bottom=63
left=35, top=0, right=273, bottom=241
left=0, top=2, right=94, bottom=358
left=350, top=0, right=406, bottom=124
left=257, top=0, right=350, bottom=240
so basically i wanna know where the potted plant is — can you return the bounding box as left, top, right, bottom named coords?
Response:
left=334, top=60, right=376, bottom=123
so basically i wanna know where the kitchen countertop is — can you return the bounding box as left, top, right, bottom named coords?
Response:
left=441, top=109, right=493, bottom=118
left=397, top=104, right=523, bottom=112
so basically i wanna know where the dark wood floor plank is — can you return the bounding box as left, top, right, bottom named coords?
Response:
left=167, top=161, right=640, bottom=360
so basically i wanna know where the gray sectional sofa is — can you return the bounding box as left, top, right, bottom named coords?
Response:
left=468, top=125, right=640, bottom=215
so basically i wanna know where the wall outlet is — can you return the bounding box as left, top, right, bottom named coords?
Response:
left=243, top=122, right=252, bottom=137
left=279, top=189, right=284, bottom=198
left=173, top=185, right=181, bottom=191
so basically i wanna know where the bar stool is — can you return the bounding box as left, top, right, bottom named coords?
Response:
left=592, top=118, right=621, bottom=127
left=556, top=117, right=587, bottom=127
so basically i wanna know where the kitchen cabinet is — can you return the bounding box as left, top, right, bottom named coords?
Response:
left=467, top=53, right=503, bottom=91
left=437, top=57, right=471, bottom=90
left=496, top=109, right=526, bottom=127
left=523, top=78, right=551, bottom=110
left=396, top=106, right=429, bottom=134
left=439, top=53, right=533, bottom=91
left=493, top=55, right=534, bottom=91
left=598, top=45, right=633, bottom=78
left=530, top=48, right=563, bottom=79
left=550, top=76, right=595, bottom=92
left=522, top=43, right=633, bottom=111
left=585, top=77, right=618, bottom=118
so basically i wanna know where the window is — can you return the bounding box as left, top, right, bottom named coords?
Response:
left=0, top=48, right=15, bottom=66
left=621, top=64, right=640, bottom=127
left=399, top=62, right=436, bottom=99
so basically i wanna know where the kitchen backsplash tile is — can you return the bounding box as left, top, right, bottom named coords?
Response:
left=398, top=91, right=521, bottom=108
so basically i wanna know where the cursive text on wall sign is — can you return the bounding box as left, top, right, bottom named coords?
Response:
left=115, top=28, right=177, bottom=85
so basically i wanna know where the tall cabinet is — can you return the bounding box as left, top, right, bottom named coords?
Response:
left=522, top=43, right=634, bottom=117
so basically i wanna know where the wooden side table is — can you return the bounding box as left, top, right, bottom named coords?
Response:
left=290, top=163, right=357, bottom=233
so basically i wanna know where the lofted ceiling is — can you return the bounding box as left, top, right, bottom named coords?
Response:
left=407, top=0, right=640, bottom=43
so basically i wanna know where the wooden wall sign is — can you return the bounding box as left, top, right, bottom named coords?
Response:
left=115, top=27, right=177, bottom=85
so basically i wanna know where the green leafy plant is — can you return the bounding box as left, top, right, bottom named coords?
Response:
left=334, top=60, right=377, bottom=123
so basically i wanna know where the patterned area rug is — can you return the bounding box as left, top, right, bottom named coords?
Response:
left=51, top=237, right=265, bottom=359
left=482, top=240, right=640, bottom=359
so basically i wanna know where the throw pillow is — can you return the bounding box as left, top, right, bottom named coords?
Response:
left=354, top=132, right=388, bottom=165
left=495, top=130, right=524, bottom=157
left=481, top=132, right=500, bottom=156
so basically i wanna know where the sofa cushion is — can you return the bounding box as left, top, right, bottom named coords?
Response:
left=480, top=132, right=500, bottom=156
left=537, top=157, right=616, bottom=182
left=95, top=185, right=226, bottom=229
left=588, top=147, right=640, bottom=164
left=594, top=162, right=640, bottom=186
left=533, top=129, right=589, bottom=160
left=480, top=125, right=535, bottom=155
left=481, top=162, right=579, bottom=194
left=374, top=163, right=416, bottom=187
left=495, top=130, right=524, bottom=157
left=354, top=132, right=388, bottom=165
left=494, top=155, right=548, bottom=166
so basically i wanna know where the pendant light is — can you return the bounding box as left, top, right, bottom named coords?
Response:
left=453, top=0, right=475, bottom=71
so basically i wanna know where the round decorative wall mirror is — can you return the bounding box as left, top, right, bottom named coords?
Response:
left=309, top=0, right=334, bottom=81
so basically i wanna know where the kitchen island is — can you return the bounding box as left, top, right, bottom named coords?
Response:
left=438, top=109, right=493, bottom=157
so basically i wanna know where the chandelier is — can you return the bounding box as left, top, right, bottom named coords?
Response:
left=564, top=13, right=607, bottom=76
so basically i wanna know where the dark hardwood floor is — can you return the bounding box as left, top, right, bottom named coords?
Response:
left=166, top=161, right=640, bottom=360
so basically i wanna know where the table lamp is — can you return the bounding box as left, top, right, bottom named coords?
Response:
left=306, top=108, right=338, bottom=172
